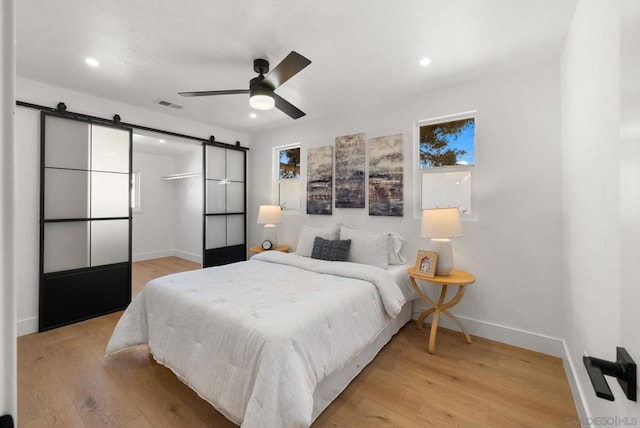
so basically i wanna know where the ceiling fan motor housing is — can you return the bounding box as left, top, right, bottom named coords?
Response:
left=249, top=76, right=275, bottom=110
left=250, top=76, right=274, bottom=95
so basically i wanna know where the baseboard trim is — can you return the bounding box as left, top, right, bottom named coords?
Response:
left=561, top=341, right=591, bottom=424
left=412, top=309, right=564, bottom=357
left=172, top=250, right=202, bottom=264
left=17, top=316, right=38, bottom=337
left=132, top=249, right=175, bottom=262
left=133, top=249, right=202, bottom=264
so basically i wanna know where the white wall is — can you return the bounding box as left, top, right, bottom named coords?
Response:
left=620, top=0, right=640, bottom=419
left=249, top=61, right=565, bottom=355
left=561, top=0, right=640, bottom=420
left=1, top=0, right=17, bottom=421
left=174, top=149, right=203, bottom=262
left=132, top=152, right=177, bottom=260
left=15, top=78, right=247, bottom=335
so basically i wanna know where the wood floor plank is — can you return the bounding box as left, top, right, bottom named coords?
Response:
left=18, top=257, right=578, bottom=427
left=123, top=415, right=154, bottom=428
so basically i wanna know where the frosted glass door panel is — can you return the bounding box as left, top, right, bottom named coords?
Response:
left=226, top=182, right=244, bottom=212
left=206, top=181, right=227, bottom=214
left=44, top=169, right=89, bottom=219
left=91, top=125, right=130, bottom=173
left=226, top=149, right=245, bottom=182
left=91, top=220, right=129, bottom=266
left=226, top=215, right=245, bottom=246
left=206, top=216, right=226, bottom=249
left=206, top=146, right=226, bottom=180
left=44, top=116, right=90, bottom=169
left=91, top=172, right=129, bottom=217
left=43, top=222, right=89, bottom=273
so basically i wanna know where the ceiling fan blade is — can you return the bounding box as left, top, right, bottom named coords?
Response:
left=263, top=51, right=311, bottom=89
left=178, top=89, right=250, bottom=97
left=273, top=93, right=305, bottom=119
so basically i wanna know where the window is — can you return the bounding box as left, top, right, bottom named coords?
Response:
left=131, top=171, right=142, bottom=213
left=273, top=144, right=301, bottom=212
left=414, top=112, right=476, bottom=219
left=419, top=117, right=475, bottom=168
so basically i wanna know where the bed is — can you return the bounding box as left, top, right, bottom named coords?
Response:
left=106, top=234, right=413, bottom=427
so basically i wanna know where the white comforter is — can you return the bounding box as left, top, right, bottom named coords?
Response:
left=105, top=252, right=406, bottom=428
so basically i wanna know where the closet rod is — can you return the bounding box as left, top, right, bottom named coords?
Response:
left=161, top=172, right=202, bottom=181
left=16, top=100, right=249, bottom=152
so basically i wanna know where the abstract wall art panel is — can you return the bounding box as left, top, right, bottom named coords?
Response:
left=335, top=133, right=365, bottom=208
left=306, top=145, right=333, bottom=215
left=368, top=133, right=404, bottom=216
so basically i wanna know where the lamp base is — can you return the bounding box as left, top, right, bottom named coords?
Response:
left=430, top=238, right=454, bottom=276
left=262, top=225, right=278, bottom=246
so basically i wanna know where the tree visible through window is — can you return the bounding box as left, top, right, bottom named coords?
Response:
left=276, top=146, right=301, bottom=211
left=419, top=118, right=475, bottom=168
left=414, top=113, right=476, bottom=219
left=279, top=148, right=300, bottom=179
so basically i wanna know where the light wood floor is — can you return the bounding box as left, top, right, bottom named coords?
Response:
left=18, top=257, right=578, bottom=427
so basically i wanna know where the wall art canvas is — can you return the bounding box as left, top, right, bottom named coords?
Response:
left=306, top=145, right=333, bottom=215
left=335, top=133, right=366, bottom=208
left=368, top=133, right=403, bottom=216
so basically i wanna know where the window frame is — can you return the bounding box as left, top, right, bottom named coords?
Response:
left=413, top=111, right=478, bottom=220
left=272, top=143, right=301, bottom=214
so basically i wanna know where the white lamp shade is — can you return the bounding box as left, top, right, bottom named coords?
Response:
left=257, top=205, right=282, bottom=225
left=250, top=94, right=275, bottom=110
left=421, top=207, right=463, bottom=238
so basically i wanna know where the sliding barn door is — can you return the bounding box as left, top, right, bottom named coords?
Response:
left=203, top=143, right=247, bottom=267
left=39, top=112, right=132, bottom=331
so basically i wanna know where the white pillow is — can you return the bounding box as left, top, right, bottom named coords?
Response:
left=388, top=233, right=407, bottom=265
left=339, top=225, right=389, bottom=269
left=295, top=224, right=340, bottom=257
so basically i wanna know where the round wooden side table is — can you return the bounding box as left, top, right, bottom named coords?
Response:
left=407, top=267, right=476, bottom=354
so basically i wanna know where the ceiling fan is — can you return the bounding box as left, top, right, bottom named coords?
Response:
left=178, top=51, right=311, bottom=119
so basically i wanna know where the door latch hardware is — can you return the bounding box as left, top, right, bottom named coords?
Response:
left=583, top=347, right=636, bottom=401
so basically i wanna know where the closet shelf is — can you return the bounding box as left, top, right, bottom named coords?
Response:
left=161, top=171, right=202, bottom=181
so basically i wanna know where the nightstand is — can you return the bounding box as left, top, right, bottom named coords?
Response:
left=249, top=245, right=290, bottom=254
left=407, top=267, right=475, bottom=354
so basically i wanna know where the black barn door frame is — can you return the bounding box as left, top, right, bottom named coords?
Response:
left=39, top=111, right=133, bottom=331
left=202, top=141, right=247, bottom=268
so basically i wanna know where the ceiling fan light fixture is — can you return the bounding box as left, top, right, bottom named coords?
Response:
left=250, top=94, right=275, bottom=110
left=178, top=51, right=311, bottom=119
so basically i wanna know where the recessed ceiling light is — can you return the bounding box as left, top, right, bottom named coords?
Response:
left=85, top=57, right=100, bottom=67
left=158, top=139, right=165, bottom=144
left=249, top=113, right=257, bottom=119
left=419, top=57, right=432, bottom=66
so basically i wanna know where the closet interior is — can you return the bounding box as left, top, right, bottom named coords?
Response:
left=132, top=131, right=203, bottom=266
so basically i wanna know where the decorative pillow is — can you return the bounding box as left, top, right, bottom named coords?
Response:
left=295, top=224, right=340, bottom=257
left=339, top=225, right=389, bottom=269
left=311, top=237, right=351, bottom=261
left=388, top=233, right=407, bottom=265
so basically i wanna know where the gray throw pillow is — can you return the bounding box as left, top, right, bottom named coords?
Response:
left=311, top=237, right=351, bottom=261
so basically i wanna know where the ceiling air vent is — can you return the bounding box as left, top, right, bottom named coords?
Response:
left=154, top=99, right=184, bottom=109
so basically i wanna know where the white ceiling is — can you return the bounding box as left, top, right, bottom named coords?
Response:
left=16, top=0, right=578, bottom=134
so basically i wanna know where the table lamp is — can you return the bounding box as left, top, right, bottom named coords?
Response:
left=257, top=205, right=283, bottom=246
left=421, top=207, right=463, bottom=276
